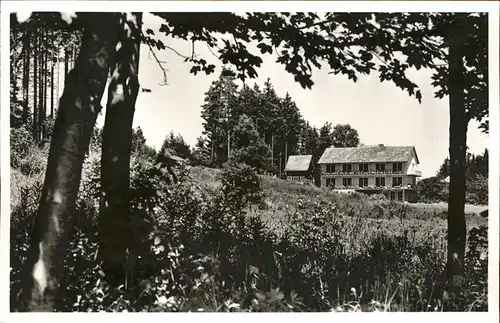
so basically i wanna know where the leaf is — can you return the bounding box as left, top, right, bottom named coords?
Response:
left=255, top=292, right=266, bottom=301
left=190, top=65, right=201, bottom=75
left=257, top=42, right=273, bottom=54
left=156, top=39, right=165, bottom=50
left=415, top=90, right=422, bottom=103
left=154, top=236, right=161, bottom=245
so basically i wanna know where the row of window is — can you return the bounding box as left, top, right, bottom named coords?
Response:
left=325, top=176, right=403, bottom=187
left=388, top=191, right=405, bottom=201
left=325, top=162, right=403, bottom=173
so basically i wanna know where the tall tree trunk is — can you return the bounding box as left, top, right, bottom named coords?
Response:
left=285, top=140, right=288, bottom=176
left=43, top=32, right=48, bottom=116
left=279, top=150, right=282, bottom=178
left=32, top=35, right=38, bottom=143
left=11, top=24, right=19, bottom=103
left=38, top=30, right=45, bottom=145
left=23, top=30, right=31, bottom=124
left=271, top=134, right=274, bottom=172
left=51, top=50, right=55, bottom=119
left=73, top=44, right=77, bottom=69
left=55, top=47, right=60, bottom=112
left=64, top=48, right=69, bottom=81
left=446, top=26, right=468, bottom=290
left=41, top=29, right=48, bottom=144
left=14, top=13, right=119, bottom=312
left=99, top=13, right=142, bottom=287
left=228, top=132, right=231, bottom=159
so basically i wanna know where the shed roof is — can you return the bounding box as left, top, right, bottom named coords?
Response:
left=285, top=155, right=313, bottom=172
left=318, top=145, right=419, bottom=164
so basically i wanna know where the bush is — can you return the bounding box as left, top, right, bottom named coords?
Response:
left=10, top=126, right=49, bottom=176
left=466, top=175, right=488, bottom=205
left=417, top=177, right=448, bottom=203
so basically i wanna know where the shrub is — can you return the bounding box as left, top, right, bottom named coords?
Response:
left=10, top=126, right=49, bottom=176
left=466, top=175, right=488, bottom=205
left=417, top=177, right=448, bottom=203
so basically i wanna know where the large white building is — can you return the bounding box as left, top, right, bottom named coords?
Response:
left=318, top=144, right=421, bottom=202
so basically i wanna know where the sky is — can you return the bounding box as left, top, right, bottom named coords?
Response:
left=94, top=12, right=489, bottom=179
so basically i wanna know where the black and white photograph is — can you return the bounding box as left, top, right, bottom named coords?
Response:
left=1, top=0, right=499, bottom=318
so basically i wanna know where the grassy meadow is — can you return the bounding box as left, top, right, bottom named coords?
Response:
left=190, top=165, right=487, bottom=258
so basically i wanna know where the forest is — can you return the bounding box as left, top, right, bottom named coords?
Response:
left=172, top=70, right=360, bottom=182
left=9, top=12, right=488, bottom=312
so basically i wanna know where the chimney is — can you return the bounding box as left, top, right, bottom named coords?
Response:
left=378, top=144, right=384, bottom=147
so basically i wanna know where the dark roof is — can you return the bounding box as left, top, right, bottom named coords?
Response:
left=318, top=146, right=419, bottom=164
left=285, top=155, right=312, bottom=172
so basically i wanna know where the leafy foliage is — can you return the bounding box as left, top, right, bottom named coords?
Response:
left=417, top=177, right=449, bottom=204
left=421, top=149, right=489, bottom=205
left=230, top=115, right=272, bottom=172
left=331, top=123, right=360, bottom=148
left=160, top=131, right=192, bottom=160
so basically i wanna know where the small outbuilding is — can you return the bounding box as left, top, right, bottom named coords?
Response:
left=284, top=155, right=313, bottom=183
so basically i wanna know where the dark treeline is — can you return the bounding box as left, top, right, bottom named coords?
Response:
left=437, top=149, right=489, bottom=181
left=417, top=149, right=489, bottom=205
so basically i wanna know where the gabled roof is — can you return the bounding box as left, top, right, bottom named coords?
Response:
left=318, top=146, right=419, bottom=164
left=285, top=155, right=312, bottom=172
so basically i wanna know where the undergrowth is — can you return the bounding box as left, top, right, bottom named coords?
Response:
left=10, top=141, right=488, bottom=312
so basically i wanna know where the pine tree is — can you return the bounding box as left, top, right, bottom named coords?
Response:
left=200, top=68, right=239, bottom=165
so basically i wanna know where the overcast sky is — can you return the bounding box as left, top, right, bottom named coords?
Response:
left=94, top=12, right=488, bottom=179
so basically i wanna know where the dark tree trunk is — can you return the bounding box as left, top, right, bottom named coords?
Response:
left=14, top=13, right=119, bottom=312
left=446, top=27, right=469, bottom=290
left=51, top=50, right=55, bottom=119
left=23, top=30, right=31, bottom=124
left=11, top=24, right=19, bottom=103
left=40, top=29, right=48, bottom=144
left=55, top=47, right=60, bottom=112
left=38, top=30, right=45, bottom=145
left=43, top=31, right=48, bottom=119
left=285, top=140, right=288, bottom=170
left=64, top=48, right=69, bottom=81
left=32, top=35, right=38, bottom=143
left=271, top=134, right=274, bottom=171
left=73, top=44, right=77, bottom=69
left=99, top=13, right=142, bottom=288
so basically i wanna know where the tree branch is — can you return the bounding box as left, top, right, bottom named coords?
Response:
left=146, top=42, right=169, bottom=86
left=206, top=43, right=219, bottom=59
left=369, top=49, right=391, bottom=66
left=165, top=44, right=190, bottom=60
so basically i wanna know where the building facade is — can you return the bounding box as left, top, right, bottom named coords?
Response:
left=318, top=145, right=421, bottom=202
left=284, top=155, right=313, bottom=183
